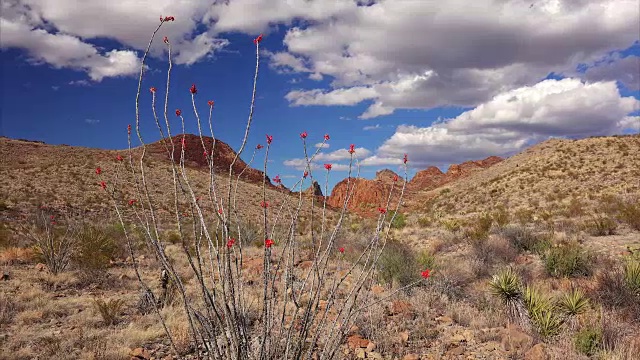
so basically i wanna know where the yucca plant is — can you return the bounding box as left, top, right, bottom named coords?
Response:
left=557, top=288, right=590, bottom=317
left=489, top=268, right=527, bottom=325
left=522, top=285, right=564, bottom=338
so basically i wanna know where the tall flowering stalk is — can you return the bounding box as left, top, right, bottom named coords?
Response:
left=101, top=18, right=424, bottom=360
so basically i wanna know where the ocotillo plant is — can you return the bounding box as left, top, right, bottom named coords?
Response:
left=98, top=16, right=429, bottom=360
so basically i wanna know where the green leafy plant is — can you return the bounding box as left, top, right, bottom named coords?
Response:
left=544, top=243, right=593, bottom=278
left=377, top=240, right=419, bottom=287
left=501, top=225, right=551, bottom=254
left=624, top=259, right=640, bottom=295
left=522, top=286, right=563, bottom=338
left=489, top=268, right=526, bottom=324
left=574, top=326, right=602, bottom=356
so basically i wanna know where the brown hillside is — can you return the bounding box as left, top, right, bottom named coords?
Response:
left=409, top=135, right=640, bottom=218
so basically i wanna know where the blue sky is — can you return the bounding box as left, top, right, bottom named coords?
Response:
left=1, top=1, right=639, bottom=190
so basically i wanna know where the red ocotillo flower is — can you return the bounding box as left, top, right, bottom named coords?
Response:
left=324, top=134, right=330, bottom=141
left=348, top=144, right=355, bottom=154
left=303, top=171, right=308, bottom=179
left=95, top=167, right=102, bottom=175
left=163, top=16, right=175, bottom=22
left=127, top=124, right=132, bottom=134
left=203, top=150, right=208, bottom=158
left=150, top=87, right=156, bottom=93
left=163, top=36, right=169, bottom=44
left=100, top=181, right=107, bottom=190
left=265, top=238, right=274, bottom=248
left=260, top=201, right=269, bottom=208
left=176, top=109, right=182, bottom=116
left=227, top=238, right=236, bottom=248
left=116, top=155, right=124, bottom=162
left=393, top=174, right=399, bottom=182
left=421, top=269, right=431, bottom=279
left=274, top=175, right=281, bottom=184
left=50, top=215, right=55, bottom=220
left=256, top=144, right=264, bottom=150
left=128, top=199, right=137, bottom=206
left=403, top=153, right=408, bottom=164
left=266, top=135, right=273, bottom=144
left=253, top=34, right=263, bottom=44
left=190, top=84, right=197, bottom=94
left=207, top=100, right=214, bottom=107
left=300, top=131, right=308, bottom=139
left=218, top=208, right=224, bottom=214
left=378, top=207, right=386, bottom=214
left=339, top=247, right=345, bottom=253
left=324, top=163, right=332, bottom=171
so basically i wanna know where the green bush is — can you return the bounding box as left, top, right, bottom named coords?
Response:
left=389, top=211, right=407, bottom=229
left=74, top=225, right=119, bottom=272
left=624, top=259, right=640, bottom=295
left=574, top=327, right=602, bottom=356
left=523, top=286, right=563, bottom=338
left=557, top=288, right=590, bottom=317
left=501, top=225, right=551, bottom=254
left=377, top=240, right=419, bottom=287
left=417, top=216, right=432, bottom=228
left=416, top=250, right=437, bottom=269
left=544, top=243, right=593, bottom=278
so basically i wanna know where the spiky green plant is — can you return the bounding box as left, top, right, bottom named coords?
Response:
left=522, top=285, right=564, bottom=338
left=558, top=288, right=590, bottom=317
left=489, top=268, right=527, bottom=324
left=624, top=259, right=640, bottom=295
left=93, top=298, right=125, bottom=326
left=532, top=309, right=563, bottom=339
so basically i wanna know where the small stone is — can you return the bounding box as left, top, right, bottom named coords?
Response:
left=371, top=285, right=385, bottom=295
left=1, top=272, right=9, bottom=281
left=129, top=348, right=151, bottom=360
left=524, top=343, right=550, bottom=360
left=446, top=346, right=465, bottom=356
left=436, top=315, right=454, bottom=325
left=365, top=342, right=376, bottom=352
left=398, top=330, right=409, bottom=345
left=403, top=354, right=419, bottom=360
left=35, top=263, right=46, bottom=272
left=368, top=352, right=383, bottom=360
left=355, top=348, right=366, bottom=359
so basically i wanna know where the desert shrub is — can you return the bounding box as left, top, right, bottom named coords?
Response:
left=377, top=240, right=419, bottom=287
left=514, top=208, right=534, bottom=225
left=566, top=197, right=586, bottom=217
left=417, top=216, right=432, bottom=228
left=466, top=212, right=493, bottom=241
left=543, top=243, right=593, bottom=278
left=617, top=199, right=640, bottom=230
left=416, top=249, right=436, bottom=269
left=73, top=224, right=119, bottom=272
left=93, top=298, right=125, bottom=326
left=0, top=293, right=19, bottom=326
left=575, top=326, right=602, bottom=356
left=26, top=210, right=76, bottom=275
left=624, top=259, right=640, bottom=295
left=501, top=225, right=550, bottom=254
left=389, top=211, right=406, bottom=229
left=492, top=206, right=510, bottom=229
left=584, top=214, right=618, bottom=236
left=471, top=235, right=518, bottom=271
left=440, top=218, right=462, bottom=233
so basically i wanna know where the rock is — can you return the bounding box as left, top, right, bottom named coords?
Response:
left=525, top=343, right=550, bottom=360
left=501, top=324, right=533, bottom=353
left=326, top=177, right=402, bottom=217
left=388, top=300, right=413, bottom=317
left=355, top=348, right=366, bottom=358
left=365, top=342, right=376, bottom=352
left=347, top=335, right=370, bottom=350
left=402, top=354, right=419, bottom=360
left=398, top=330, right=410, bottom=345
left=435, top=315, right=454, bottom=325
left=446, top=346, right=465, bottom=356
left=371, top=285, right=385, bottom=295
left=1, top=272, right=8, bottom=281
left=368, top=352, right=383, bottom=359
left=129, top=347, right=151, bottom=360
left=35, top=263, right=46, bottom=272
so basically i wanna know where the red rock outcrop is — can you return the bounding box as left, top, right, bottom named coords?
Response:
left=327, top=156, right=503, bottom=216
left=326, top=172, right=404, bottom=216
left=145, top=134, right=271, bottom=186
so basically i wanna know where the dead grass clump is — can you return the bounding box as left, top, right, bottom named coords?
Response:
left=583, top=214, right=617, bottom=236
left=0, top=246, right=36, bottom=265
left=500, top=225, right=551, bottom=254
left=93, top=298, right=126, bottom=326
left=0, top=292, right=20, bottom=326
